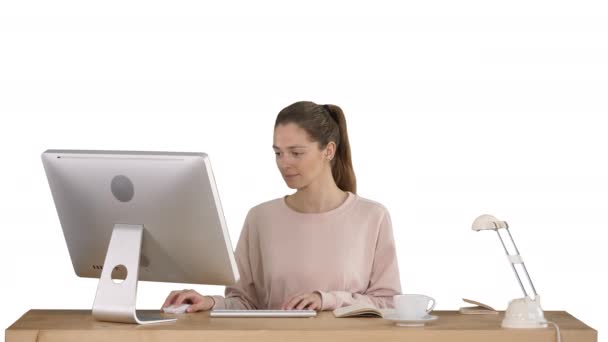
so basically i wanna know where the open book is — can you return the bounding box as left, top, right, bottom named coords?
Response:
left=333, top=303, right=396, bottom=318
left=459, top=298, right=499, bottom=315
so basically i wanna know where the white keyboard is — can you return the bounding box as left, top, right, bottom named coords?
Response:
left=210, top=309, right=317, bottom=318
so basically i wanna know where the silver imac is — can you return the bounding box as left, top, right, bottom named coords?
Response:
left=41, top=150, right=240, bottom=324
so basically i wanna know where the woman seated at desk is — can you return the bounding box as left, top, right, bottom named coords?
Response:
left=163, top=101, right=402, bottom=312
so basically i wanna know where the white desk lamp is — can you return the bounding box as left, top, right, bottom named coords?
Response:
left=471, top=214, right=548, bottom=328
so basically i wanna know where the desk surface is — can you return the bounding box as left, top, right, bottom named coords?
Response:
left=6, top=310, right=597, bottom=342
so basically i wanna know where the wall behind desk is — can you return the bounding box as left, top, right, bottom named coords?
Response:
left=1, top=1, right=606, bottom=341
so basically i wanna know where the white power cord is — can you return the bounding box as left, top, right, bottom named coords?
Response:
left=547, top=321, right=562, bottom=342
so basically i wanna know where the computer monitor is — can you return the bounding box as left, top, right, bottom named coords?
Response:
left=41, top=150, right=240, bottom=324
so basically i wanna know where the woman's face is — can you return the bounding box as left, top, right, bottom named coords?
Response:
left=273, top=123, right=333, bottom=189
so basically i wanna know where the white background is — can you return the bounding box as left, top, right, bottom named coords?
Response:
left=1, top=0, right=606, bottom=340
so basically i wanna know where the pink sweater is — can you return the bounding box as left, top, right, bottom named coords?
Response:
left=211, top=192, right=402, bottom=311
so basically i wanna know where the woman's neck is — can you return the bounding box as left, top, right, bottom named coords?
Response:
left=286, top=172, right=348, bottom=213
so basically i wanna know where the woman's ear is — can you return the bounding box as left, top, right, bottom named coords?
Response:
left=325, top=142, right=336, bottom=161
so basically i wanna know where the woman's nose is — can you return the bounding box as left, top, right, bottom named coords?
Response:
left=277, top=155, right=291, bottom=168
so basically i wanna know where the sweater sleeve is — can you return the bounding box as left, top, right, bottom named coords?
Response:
left=211, top=210, right=260, bottom=310
left=315, top=209, right=402, bottom=311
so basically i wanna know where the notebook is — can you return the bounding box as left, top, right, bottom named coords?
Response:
left=332, top=303, right=396, bottom=318
left=459, top=298, right=499, bottom=315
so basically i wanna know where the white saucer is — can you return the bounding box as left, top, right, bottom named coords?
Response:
left=384, top=313, right=438, bottom=327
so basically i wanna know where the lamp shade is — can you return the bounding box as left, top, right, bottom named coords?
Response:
left=472, top=214, right=508, bottom=231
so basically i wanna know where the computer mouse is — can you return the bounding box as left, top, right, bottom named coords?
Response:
left=163, top=303, right=191, bottom=314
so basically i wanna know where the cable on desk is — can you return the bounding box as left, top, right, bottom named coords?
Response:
left=547, top=321, right=561, bottom=342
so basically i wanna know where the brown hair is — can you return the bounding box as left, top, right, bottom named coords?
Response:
left=275, top=101, right=356, bottom=193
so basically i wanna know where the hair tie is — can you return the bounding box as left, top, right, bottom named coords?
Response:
left=323, top=104, right=338, bottom=124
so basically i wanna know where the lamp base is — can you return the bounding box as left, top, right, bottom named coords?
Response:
left=502, top=295, right=548, bottom=329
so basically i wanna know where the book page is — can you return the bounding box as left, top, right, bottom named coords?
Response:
left=462, top=298, right=496, bottom=311
left=333, top=303, right=382, bottom=318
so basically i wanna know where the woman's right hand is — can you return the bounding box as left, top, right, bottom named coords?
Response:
left=161, top=289, right=215, bottom=313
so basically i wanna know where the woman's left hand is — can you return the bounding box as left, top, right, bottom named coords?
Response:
left=281, top=292, right=322, bottom=310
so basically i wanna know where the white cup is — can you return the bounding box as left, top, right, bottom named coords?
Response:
left=393, top=294, right=436, bottom=319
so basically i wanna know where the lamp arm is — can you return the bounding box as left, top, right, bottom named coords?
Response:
left=495, top=228, right=539, bottom=299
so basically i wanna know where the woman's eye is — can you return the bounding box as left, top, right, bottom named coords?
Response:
left=274, top=151, right=303, bottom=157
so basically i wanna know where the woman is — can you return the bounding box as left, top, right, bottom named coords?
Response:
left=162, top=101, right=402, bottom=312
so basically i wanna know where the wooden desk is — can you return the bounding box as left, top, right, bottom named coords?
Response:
left=6, top=310, right=597, bottom=342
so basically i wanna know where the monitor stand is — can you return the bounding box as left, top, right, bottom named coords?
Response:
left=92, top=224, right=176, bottom=324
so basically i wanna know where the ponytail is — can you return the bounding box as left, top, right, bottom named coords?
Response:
left=324, top=104, right=357, bottom=194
